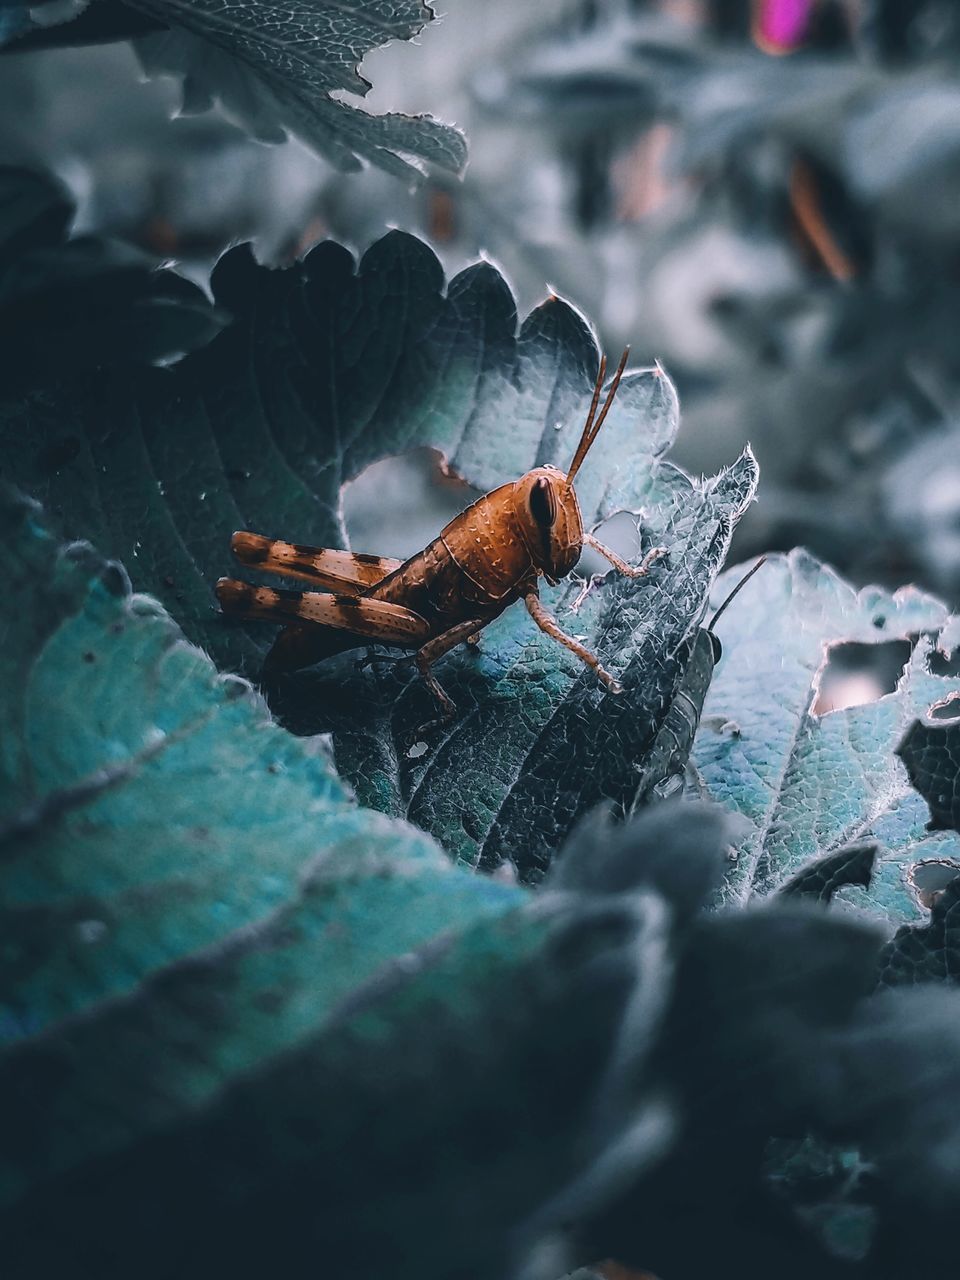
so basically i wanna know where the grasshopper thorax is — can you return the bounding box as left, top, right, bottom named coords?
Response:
left=514, top=465, right=583, bottom=582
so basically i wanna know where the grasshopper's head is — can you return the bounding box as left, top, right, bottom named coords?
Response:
left=515, top=347, right=631, bottom=583
left=515, top=465, right=583, bottom=581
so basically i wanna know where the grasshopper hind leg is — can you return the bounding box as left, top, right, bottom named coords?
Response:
left=216, top=579, right=430, bottom=676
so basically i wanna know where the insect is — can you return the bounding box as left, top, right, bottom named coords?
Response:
left=216, top=348, right=665, bottom=722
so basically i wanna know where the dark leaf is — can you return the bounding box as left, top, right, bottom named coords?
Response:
left=0, top=166, right=226, bottom=394
left=880, top=875, right=960, bottom=986
left=822, top=986, right=960, bottom=1277
left=0, top=229, right=757, bottom=879
left=548, top=798, right=729, bottom=920
left=0, top=0, right=162, bottom=49
left=897, top=707, right=960, bottom=834
left=0, top=0, right=89, bottom=46
left=779, top=842, right=879, bottom=903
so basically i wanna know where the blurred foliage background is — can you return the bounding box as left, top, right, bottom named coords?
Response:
left=6, top=9, right=960, bottom=1273
left=3, top=0, right=959, bottom=602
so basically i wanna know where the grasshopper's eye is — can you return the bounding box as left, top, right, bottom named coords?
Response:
left=529, top=477, right=557, bottom=527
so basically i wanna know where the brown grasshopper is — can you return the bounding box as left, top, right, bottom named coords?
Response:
left=216, top=348, right=665, bottom=721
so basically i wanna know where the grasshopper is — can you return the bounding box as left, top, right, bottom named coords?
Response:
left=216, top=348, right=665, bottom=721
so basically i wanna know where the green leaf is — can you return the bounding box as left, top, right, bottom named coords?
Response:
left=0, top=486, right=524, bottom=1051
left=694, top=549, right=960, bottom=925
left=0, top=231, right=756, bottom=877
left=128, top=0, right=467, bottom=179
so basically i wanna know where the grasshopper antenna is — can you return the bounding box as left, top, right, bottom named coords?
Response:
left=709, top=556, right=767, bottom=632
left=567, top=346, right=629, bottom=485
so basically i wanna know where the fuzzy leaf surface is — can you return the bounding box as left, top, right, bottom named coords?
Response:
left=694, top=549, right=960, bottom=924
left=1, top=231, right=757, bottom=878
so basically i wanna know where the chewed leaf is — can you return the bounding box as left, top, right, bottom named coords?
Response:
left=2, top=232, right=681, bottom=673
left=130, top=0, right=466, bottom=178
left=1, top=229, right=757, bottom=875
left=694, top=549, right=960, bottom=924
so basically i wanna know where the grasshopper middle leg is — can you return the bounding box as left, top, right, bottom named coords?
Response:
left=524, top=586, right=622, bottom=694
left=414, top=617, right=488, bottom=722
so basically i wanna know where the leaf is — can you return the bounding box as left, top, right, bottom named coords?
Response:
left=2, top=500, right=949, bottom=1278
left=318, top=454, right=754, bottom=882
left=0, top=229, right=757, bottom=879
left=0, top=166, right=225, bottom=396
left=0, top=485, right=524, bottom=1050
left=0, top=0, right=89, bottom=45
left=897, top=700, right=960, bottom=834
left=880, top=876, right=960, bottom=985
left=0, top=487, right=692, bottom=1276
left=880, top=658, right=960, bottom=983
left=128, top=0, right=466, bottom=179
left=693, top=549, right=960, bottom=924
left=1, top=888, right=674, bottom=1280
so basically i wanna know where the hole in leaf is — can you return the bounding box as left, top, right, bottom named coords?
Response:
left=579, top=509, right=651, bottom=576
left=929, top=647, right=960, bottom=678
left=812, top=640, right=912, bottom=715
left=343, top=448, right=481, bottom=560
left=908, top=859, right=960, bottom=910
left=927, top=693, right=960, bottom=723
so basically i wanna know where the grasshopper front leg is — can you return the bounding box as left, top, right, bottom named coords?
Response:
left=523, top=584, right=623, bottom=694
left=571, top=535, right=667, bottom=612
left=583, top=532, right=667, bottom=579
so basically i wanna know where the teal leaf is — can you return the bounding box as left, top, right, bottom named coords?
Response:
left=0, top=486, right=523, bottom=1051
left=694, top=549, right=960, bottom=926
left=3, top=504, right=948, bottom=1279
left=1, top=230, right=757, bottom=878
